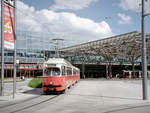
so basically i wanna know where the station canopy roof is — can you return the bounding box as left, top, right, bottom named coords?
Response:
left=60, top=31, right=150, bottom=60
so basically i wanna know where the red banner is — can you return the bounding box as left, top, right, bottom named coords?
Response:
left=4, top=2, right=15, bottom=50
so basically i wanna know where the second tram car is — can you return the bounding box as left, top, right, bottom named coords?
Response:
left=42, top=58, right=80, bottom=93
left=118, top=70, right=150, bottom=78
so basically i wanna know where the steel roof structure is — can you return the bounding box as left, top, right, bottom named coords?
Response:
left=60, top=31, right=150, bottom=64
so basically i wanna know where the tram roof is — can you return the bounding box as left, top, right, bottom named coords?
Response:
left=44, top=58, right=73, bottom=67
left=60, top=31, right=150, bottom=59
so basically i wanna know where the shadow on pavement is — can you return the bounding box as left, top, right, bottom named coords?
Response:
left=23, top=88, right=43, bottom=95
left=22, top=88, right=63, bottom=96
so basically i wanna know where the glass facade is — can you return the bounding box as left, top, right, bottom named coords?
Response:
left=0, top=30, right=56, bottom=63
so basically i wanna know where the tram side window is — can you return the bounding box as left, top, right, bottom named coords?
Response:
left=124, top=72, right=129, bottom=75
left=77, top=70, right=79, bottom=75
left=131, top=72, right=138, bottom=75
left=73, top=69, right=76, bottom=75
left=67, top=67, right=72, bottom=76
left=62, top=66, right=66, bottom=76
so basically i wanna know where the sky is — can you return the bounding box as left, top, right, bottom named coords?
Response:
left=17, top=0, right=150, bottom=45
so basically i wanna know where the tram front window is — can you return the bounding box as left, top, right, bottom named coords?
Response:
left=44, top=68, right=60, bottom=76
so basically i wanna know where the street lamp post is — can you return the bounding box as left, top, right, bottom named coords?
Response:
left=141, top=0, right=150, bottom=100
left=51, top=38, right=64, bottom=58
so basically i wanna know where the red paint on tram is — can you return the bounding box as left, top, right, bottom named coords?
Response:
left=42, top=58, right=80, bottom=93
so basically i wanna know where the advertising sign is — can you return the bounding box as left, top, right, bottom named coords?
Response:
left=4, top=1, right=15, bottom=50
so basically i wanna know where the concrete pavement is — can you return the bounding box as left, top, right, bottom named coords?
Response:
left=35, top=79, right=150, bottom=113
left=0, top=78, right=41, bottom=103
left=0, top=78, right=150, bottom=113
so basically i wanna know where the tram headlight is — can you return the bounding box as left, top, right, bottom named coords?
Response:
left=49, top=82, right=53, bottom=85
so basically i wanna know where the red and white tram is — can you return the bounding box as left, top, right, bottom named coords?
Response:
left=42, top=58, right=80, bottom=93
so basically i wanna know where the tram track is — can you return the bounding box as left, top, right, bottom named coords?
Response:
left=0, top=94, right=60, bottom=113
left=0, top=95, right=42, bottom=109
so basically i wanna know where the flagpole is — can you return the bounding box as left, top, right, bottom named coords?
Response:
left=13, top=0, right=17, bottom=99
left=1, top=0, right=4, bottom=96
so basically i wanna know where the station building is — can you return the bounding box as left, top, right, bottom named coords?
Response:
left=0, top=30, right=150, bottom=79
left=60, top=31, right=150, bottom=78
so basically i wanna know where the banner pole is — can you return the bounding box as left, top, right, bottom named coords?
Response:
left=1, top=0, right=4, bottom=96
left=13, top=0, right=16, bottom=99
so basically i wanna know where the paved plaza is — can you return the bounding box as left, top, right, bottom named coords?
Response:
left=0, top=79, right=150, bottom=113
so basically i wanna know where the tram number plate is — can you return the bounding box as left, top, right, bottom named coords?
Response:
left=49, top=88, right=54, bottom=91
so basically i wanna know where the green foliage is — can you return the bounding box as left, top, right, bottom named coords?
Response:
left=28, top=77, right=43, bottom=88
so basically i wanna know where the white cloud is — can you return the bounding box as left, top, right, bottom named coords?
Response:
left=50, top=0, right=98, bottom=11
left=119, top=0, right=141, bottom=12
left=17, top=1, right=113, bottom=45
left=117, top=13, right=131, bottom=24
left=119, top=0, right=150, bottom=13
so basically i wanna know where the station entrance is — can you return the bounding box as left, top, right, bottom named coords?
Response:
left=76, top=64, right=144, bottom=78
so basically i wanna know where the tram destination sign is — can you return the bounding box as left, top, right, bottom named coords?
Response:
left=46, top=64, right=56, bottom=67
